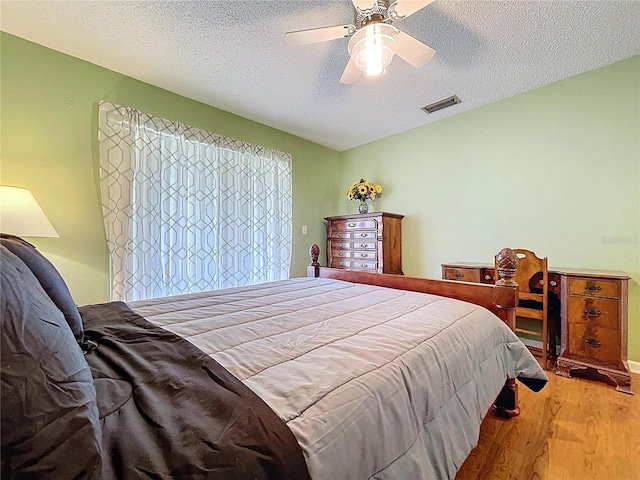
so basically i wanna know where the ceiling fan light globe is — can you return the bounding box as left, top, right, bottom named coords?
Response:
left=348, top=23, right=398, bottom=76
left=366, top=67, right=387, bottom=78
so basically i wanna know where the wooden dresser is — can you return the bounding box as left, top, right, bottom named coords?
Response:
left=556, top=272, right=632, bottom=394
left=325, top=212, right=403, bottom=274
left=441, top=261, right=632, bottom=393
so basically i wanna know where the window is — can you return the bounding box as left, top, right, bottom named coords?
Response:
left=98, top=101, right=292, bottom=301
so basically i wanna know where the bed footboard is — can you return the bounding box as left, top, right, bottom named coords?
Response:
left=307, top=245, right=518, bottom=323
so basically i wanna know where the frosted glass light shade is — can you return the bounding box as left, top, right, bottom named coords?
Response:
left=0, top=186, right=59, bottom=237
left=348, top=23, right=399, bottom=77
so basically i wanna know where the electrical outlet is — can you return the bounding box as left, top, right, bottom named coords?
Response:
left=302, top=225, right=308, bottom=235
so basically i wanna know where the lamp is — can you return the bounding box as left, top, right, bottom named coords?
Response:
left=348, top=23, right=399, bottom=77
left=0, top=186, right=59, bottom=237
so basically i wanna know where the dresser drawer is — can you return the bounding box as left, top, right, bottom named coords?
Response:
left=332, top=258, right=353, bottom=269
left=443, top=267, right=480, bottom=283
left=480, top=268, right=496, bottom=284
left=566, top=296, right=619, bottom=330
left=332, top=219, right=378, bottom=231
left=352, top=250, right=377, bottom=261
left=566, top=324, right=621, bottom=365
left=330, top=231, right=377, bottom=240
left=351, top=260, right=378, bottom=272
left=568, top=277, right=620, bottom=299
left=352, top=240, right=377, bottom=250
left=351, top=231, right=376, bottom=240
left=332, top=249, right=353, bottom=259
left=331, top=240, right=352, bottom=250
left=331, top=231, right=353, bottom=240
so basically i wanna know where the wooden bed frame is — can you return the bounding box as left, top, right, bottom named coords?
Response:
left=307, top=244, right=523, bottom=417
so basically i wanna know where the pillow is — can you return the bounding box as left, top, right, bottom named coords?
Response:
left=0, top=245, right=102, bottom=479
left=0, top=234, right=83, bottom=342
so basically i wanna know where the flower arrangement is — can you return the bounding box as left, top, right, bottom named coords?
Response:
left=346, top=178, right=382, bottom=202
left=346, top=178, right=382, bottom=214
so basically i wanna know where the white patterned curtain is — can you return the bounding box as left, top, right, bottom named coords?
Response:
left=98, top=101, right=292, bottom=301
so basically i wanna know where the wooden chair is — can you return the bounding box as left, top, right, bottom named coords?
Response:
left=496, top=249, right=554, bottom=369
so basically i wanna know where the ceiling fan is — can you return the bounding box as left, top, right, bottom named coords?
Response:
left=285, top=0, right=436, bottom=84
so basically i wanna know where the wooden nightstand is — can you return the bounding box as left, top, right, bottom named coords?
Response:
left=325, top=212, right=403, bottom=274
left=556, top=272, right=632, bottom=394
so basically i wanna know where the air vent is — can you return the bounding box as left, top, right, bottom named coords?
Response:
left=421, top=95, right=461, bottom=114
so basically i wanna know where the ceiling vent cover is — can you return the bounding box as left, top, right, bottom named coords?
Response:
left=421, top=95, right=461, bottom=114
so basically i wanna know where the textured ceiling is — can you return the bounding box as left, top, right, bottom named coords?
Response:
left=1, top=1, right=639, bottom=151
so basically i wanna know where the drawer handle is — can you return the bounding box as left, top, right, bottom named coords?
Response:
left=339, top=253, right=348, bottom=257
left=584, top=308, right=601, bottom=317
left=485, top=274, right=492, bottom=280
left=550, top=280, right=557, bottom=287
left=360, top=253, right=368, bottom=258
left=360, top=233, right=368, bottom=237
left=455, top=273, right=464, bottom=279
left=360, top=243, right=368, bottom=248
left=585, top=284, right=601, bottom=293
left=347, top=222, right=356, bottom=227
left=584, top=338, right=601, bottom=348
left=360, top=264, right=368, bottom=268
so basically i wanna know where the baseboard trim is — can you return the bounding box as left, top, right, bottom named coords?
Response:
left=628, top=360, right=640, bottom=374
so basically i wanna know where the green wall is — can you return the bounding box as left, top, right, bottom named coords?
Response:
left=340, top=57, right=640, bottom=362
left=0, top=32, right=341, bottom=304
left=2, top=33, right=638, bottom=362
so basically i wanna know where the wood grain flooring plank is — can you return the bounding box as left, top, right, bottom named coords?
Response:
left=456, top=371, right=640, bottom=480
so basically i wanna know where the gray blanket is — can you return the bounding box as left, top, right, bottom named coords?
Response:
left=131, top=277, right=548, bottom=479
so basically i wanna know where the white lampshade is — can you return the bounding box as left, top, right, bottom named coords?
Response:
left=0, top=186, right=59, bottom=238
left=348, top=23, right=399, bottom=77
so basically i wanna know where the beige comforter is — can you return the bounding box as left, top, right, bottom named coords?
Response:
left=130, top=277, right=547, bottom=479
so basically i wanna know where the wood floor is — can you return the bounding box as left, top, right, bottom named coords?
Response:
left=456, top=370, right=640, bottom=480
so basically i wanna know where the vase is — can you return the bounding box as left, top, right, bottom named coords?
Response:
left=358, top=199, right=369, bottom=214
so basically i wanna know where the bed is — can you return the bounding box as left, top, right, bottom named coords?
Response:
left=1, top=236, right=547, bottom=480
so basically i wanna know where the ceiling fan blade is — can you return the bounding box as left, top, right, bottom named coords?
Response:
left=395, top=30, right=435, bottom=68
left=285, top=24, right=354, bottom=46
left=340, top=58, right=362, bottom=84
left=391, top=0, right=436, bottom=19
left=352, top=0, right=378, bottom=11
